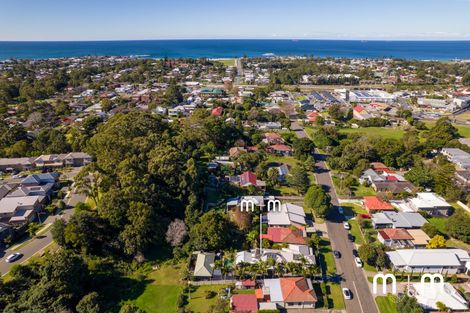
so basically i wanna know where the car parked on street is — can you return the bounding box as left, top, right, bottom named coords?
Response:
left=5, top=253, right=22, bottom=263
left=343, top=221, right=350, bottom=230
left=342, top=288, right=352, bottom=300
left=333, top=250, right=341, bottom=259
left=354, top=257, right=363, bottom=268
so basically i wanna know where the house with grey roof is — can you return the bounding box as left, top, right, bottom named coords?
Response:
left=21, top=173, right=58, bottom=186
left=371, top=212, right=427, bottom=229
left=0, top=157, right=34, bottom=172
left=386, top=249, right=470, bottom=274
left=267, top=203, right=306, bottom=227
left=6, top=183, right=54, bottom=200
left=0, top=195, right=42, bottom=224
left=441, top=148, right=470, bottom=169
left=407, top=192, right=452, bottom=216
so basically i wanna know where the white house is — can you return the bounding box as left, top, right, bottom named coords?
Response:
left=411, top=282, right=468, bottom=311
left=407, top=192, right=452, bottom=216
left=267, top=203, right=306, bottom=227
left=386, top=249, right=470, bottom=274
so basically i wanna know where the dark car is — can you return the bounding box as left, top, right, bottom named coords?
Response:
left=348, top=234, right=354, bottom=242
left=352, top=249, right=358, bottom=257
left=333, top=250, right=341, bottom=259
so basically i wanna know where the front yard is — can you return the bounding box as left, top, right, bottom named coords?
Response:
left=375, top=295, right=397, bottom=313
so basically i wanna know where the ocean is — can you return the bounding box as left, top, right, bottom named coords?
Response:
left=1, top=39, right=470, bottom=61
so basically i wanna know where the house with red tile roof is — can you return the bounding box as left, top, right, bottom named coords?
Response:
left=378, top=228, right=414, bottom=248
left=230, top=294, right=258, bottom=313
left=353, top=105, right=372, bottom=120
left=262, top=227, right=306, bottom=245
left=261, top=277, right=317, bottom=309
left=230, top=171, right=266, bottom=190
left=307, top=112, right=319, bottom=123
left=211, top=106, right=224, bottom=117
left=363, top=196, right=394, bottom=213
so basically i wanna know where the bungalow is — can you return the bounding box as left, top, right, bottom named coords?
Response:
left=377, top=228, right=414, bottom=248
left=235, top=245, right=315, bottom=265
left=307, top=112, right=319, bottom=123
left=386, top=249, right=470, bottom=274
left=353, top=105, right=373, bottom=120
left=262, top=227, right=306, bottom=245
left=363, top=196, right=394, bottom=213
left=371, top=181, right=415, bottom=194
left=192, top=252, right=220, bottom=279
left=267, top=203, right=306, bottom=227
left=211, top=106, right=224, bottom=117
left=231, top=294, right=258, bottom=313
left=238, top=171, right=266, bottom=190
left=371, top=212, right=427, bottom=229
left=268, top=144, right=292, bottom=156
left=262, top=132, right=284, bottom=145
left=455, top=170, right=470, bottom=190
left=408, top=192, right=452, bottom=216
left=32, top=155, right=64, bottom=169
left=259, top=277, right=317, bottom=309
left=441, top=148, right=470, bottom=169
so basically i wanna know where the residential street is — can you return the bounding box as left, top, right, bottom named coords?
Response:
left=291, top=120, right=378, bottom=313
left=0, top=189, right=86, bottom=276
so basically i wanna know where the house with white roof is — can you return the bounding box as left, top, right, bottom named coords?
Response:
left=411, top=282, right=468, bottom=311
left=266, top=203, right=306, bottom=227
left=235, top=245, right=315, bottom=265
left=386, top=249, right=470, bottom=274
left=408, top=192, right=452, bottom=216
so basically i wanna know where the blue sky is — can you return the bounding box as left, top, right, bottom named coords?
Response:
left=1, top=0, right=470, bottom=41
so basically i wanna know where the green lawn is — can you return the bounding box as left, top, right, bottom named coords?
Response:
left=428, top=217, right=447, bottom=235
left=341, top=203, right=368, bottom=216
left=131, top=263, right=183, bottom=313
left=349, top=219, right=365, bottom=245
left=375, top=295, right=397, bottom=313
left=266, top=155, right=300, bottom=167
left=338, top=127, right=405, bottom=140
left=217, top=59, right=235, bottom=67
left=353, top=184, right=377, bottom=197
left=326, top=283, right=345, bottom=310
left=186, top=285, right=230, bottom=313
left=332, top=176, right=376, bottom=198
left=318, top=238, right=337, bottom=275
left=423, top=121, right=470, bottom=138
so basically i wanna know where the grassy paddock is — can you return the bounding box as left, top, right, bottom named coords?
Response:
left=338, top=127, right=405, bottom=140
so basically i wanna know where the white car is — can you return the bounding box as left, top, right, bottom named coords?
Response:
left=342, top=288, right=352, bottom=300
left=343, top=221, right=350, bottom=230
left=5, top=253, right=22, bottom=263
left=354, top=257, right=363, bottom=268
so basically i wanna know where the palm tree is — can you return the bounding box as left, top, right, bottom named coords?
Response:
left=234, top=262, right=247, bottom=279
left=275, top=261, right=286, bottom=277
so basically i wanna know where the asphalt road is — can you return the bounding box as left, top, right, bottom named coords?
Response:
left=0, top=190, right=86, bottom=276
left=291, top=120, right=378, bottom=313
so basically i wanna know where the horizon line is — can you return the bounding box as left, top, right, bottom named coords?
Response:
left=2, top=38, right=470, bottom=43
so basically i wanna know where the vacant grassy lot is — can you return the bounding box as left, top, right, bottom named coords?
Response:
left=454, top=110, right=470, bottom=122
left=217, top=59, right=235, bottom=67
left=186, top=284, right=230, bottom=313
left=338, top=127, right=405, bottom=140
left=132, top=263, right=183, bottom=313
left=375, top=295, right=397, bottom=313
